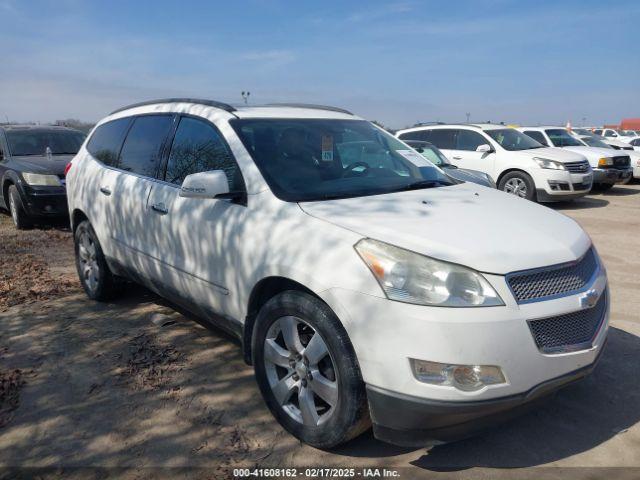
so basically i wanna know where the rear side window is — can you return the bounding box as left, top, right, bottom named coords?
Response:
left=118, top=115, right=173, bottom=177
left=398, top=130, right=426, bottom=141
left=456, top=130, right=486, bottom=151
left=164, top=116, right=245, bottom=191
left=423, top=129, right=456, bottom=150
left=87, top=118, right=132, bottom=166
left=523, top=130, right=549, bottom=146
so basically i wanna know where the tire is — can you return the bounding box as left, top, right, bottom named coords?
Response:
left=252, top=291, right=370, bottom=448
left=498, top=171, right=537, bottom=201
left=8, top=185, right=32, bottom=229
left=595, top=183, right=615, bottom=191
left=74, top=220, right=121, bottom=301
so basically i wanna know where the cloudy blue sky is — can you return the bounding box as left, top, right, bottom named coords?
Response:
left=1, top=0, right=638, bottom=128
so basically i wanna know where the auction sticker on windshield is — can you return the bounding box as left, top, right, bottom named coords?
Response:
left=321, top=135, right=334, bottom=162
left=397, top=149, right=432, bottom=167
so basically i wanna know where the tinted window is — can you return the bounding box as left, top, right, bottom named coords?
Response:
left=87, top=118, right=132, bottom=166
left=398, top=130, right=426, bottom=141
left=231, top=119, right=453, bottom=202
left=118, top=115, right=173, bottom=177
left=545, top=129, right=582, bottom=147
left=456, top=130, right=487, bottom=151
left=423, top=129, right=456, bottom=150
left=593, top=129, right=603, bottom=135
left=7, top=129, right=85, bottom=156
left=165, top=116, right=245, bottom=191
left=632, top=138, right=640, bottom=146
left=523, top=130, right=549, bottom=146
left=485, top=129, right=543, bottom=151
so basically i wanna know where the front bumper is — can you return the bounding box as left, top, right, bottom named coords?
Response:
left=320, top=260, right=608, bottom=445
left=535, top=170, right=592, bottom=202
left=20, top=185, right=68, bottom=217
left=367, top=344, right=605, bottom=446
left=593, top=167, right=633, bottom=185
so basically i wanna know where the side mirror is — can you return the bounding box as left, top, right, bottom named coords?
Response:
left=476, top=144, right=492, bottom=153
left=180, top=170, right=230, bottom=199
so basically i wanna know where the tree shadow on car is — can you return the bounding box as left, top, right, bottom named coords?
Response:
left=403, top=327, right=640, bottom=471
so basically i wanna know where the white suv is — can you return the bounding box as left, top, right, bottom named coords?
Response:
left=66, top=99, right=609, bottom=448
left=395, top=124, right=592, bottom=202
left=519, top=127, right=633, bottom=190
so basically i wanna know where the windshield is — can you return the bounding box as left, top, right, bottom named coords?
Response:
left=580, top=136, right=612, bottom=149
left=485, top=128, right=543, bottom=151
left=622, top=130, right=638, bottom=136
left=6, top=129, right=85, bottom=156
left=545, top=129, right=583, bottom=147
left=573, top=128, right=592, bottom=135
left=231, top=119, right=454, bottom=202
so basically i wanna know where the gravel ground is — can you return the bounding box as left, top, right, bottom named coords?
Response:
left=0, top=184, right=639, bottom=480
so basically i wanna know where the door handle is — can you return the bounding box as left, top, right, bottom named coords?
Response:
left=452, top=156, right=462, bottom=160
left=99, top=186, right=112, bottom=196
left=151, top=202, right=168, bottom=214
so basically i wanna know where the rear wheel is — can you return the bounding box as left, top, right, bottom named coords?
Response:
left=253, top=291, right=370, bottom=448
left=74, top=220, right=120, bottom=301
left=8, top=185, right=31, bottom=229
left=499, top=171, right=536, bottom=201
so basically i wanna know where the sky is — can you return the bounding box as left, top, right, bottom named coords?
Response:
left=0, top=0, right=639, bottom=129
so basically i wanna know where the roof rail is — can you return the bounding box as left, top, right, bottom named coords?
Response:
left=413, top=121, right=445, bottom=127
left=110, top=98, right=236, bottom=115
left=264, top=103, right=353, bottom=115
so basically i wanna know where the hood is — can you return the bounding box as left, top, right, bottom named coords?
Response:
left=560, top=146, right=615, bottom=160
left=10, top=155, right=74, bottom=175
left=299, top=183, right=590, bottom=275
left=517, top=146, right=587, bottom=163
left=442, top=166, right=493, bottom=188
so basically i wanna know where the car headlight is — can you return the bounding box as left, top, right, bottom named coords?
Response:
left=598, top=157, right=614, bottom=167
left=22, top=173, right=62, bottom=186
left=533, top=157, right=566, bottom=170
left=355, top=239, right=504, bottom=307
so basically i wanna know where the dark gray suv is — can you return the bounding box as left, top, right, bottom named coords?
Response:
left=0, top=125, right=85, bottom=228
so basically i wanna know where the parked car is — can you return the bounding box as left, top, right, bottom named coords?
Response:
left=629, top=138, right=640, bottom=151
left=592, top=128, right=635, bottom=143
left=570, top=130, right=635, bottom=151
left=395, top=124, right=592, bottom=202
left=402, top=140, right=496, bottom=187
left=577, top=135, right=640, bottom=180
left=0, top=124, right=85, bottom=228
left=67, top=99, right=609, bottom=448
left=519, top=127, right=632, bottom=190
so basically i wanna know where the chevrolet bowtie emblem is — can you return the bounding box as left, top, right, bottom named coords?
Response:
left=580, top=289, right=599, bottom=309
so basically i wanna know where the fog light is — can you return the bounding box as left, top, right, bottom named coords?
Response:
left=410, top=359, right=506, bottom=392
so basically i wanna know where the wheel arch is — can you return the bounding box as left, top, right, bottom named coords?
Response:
left=242, top=276, right=319, bottom=365
left=496, top=168, right=532, bottom=187
left=70, top=208, right=89, bottom=233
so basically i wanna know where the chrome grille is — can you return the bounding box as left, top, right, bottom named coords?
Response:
left=507, top=248, right=598, bottom=303
left=528, top=291, right=607, bottom=354
left=612, top=156, right=630, bottom=168
left=564, top=160, right=590, bottom=173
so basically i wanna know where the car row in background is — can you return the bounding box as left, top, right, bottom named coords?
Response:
left=517, top=126, right=633, bottom=191
left=396, top=123, right=594, bottom=202
left=0, top=124, right=85, bottom=228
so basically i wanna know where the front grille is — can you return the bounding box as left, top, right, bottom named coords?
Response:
left=528, top=291, right=607, bottom=354
left=572, top=181, right=591, bottom=191
left=564, top=160, right=590, bottom=173
left=507, top=248, right=598, bottom=303
left=612, top=156, right=630, bottom=168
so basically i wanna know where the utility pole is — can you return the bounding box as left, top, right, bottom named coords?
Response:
left=241, top=91, right=251, bottom=105
left=466, top=112, right=470, bottom=123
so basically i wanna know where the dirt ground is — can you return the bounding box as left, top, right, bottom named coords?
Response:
left=0, top=184, right=639, bottom=480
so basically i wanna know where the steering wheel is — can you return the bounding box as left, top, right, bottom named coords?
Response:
left=343, top=161, right=370, bottom=177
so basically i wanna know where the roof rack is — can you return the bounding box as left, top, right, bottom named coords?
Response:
left=110, top=98, right=236, bottom=115
left=264, top=103, right=353, bottom=115
left=413, top=121, right=445, bottom=127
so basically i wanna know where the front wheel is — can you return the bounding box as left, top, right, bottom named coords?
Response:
left=253, top=291, right=370, bottom=448
left=74, top=220, right=121, bottom=301
left=8, top=185, right=31, bottom=230
left=498, top=171, right=537, bottom=201
left=594, top=183, right=615, bottom=192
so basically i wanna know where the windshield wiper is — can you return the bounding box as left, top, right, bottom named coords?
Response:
left=394, top=180, right=451, bottom=192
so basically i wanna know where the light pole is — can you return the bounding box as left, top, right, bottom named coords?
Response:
left=466, top=112, right=470, bottom=123
left=241, top=91, right=251, bottom=105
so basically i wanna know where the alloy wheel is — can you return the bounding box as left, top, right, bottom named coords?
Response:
left=78, top=230, right=100, bottom=292
left=9, top=194, right=18, bottom=226
left=504, top=177, right=527, bottom=198
left=263, top=316, right=339, bottom=427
